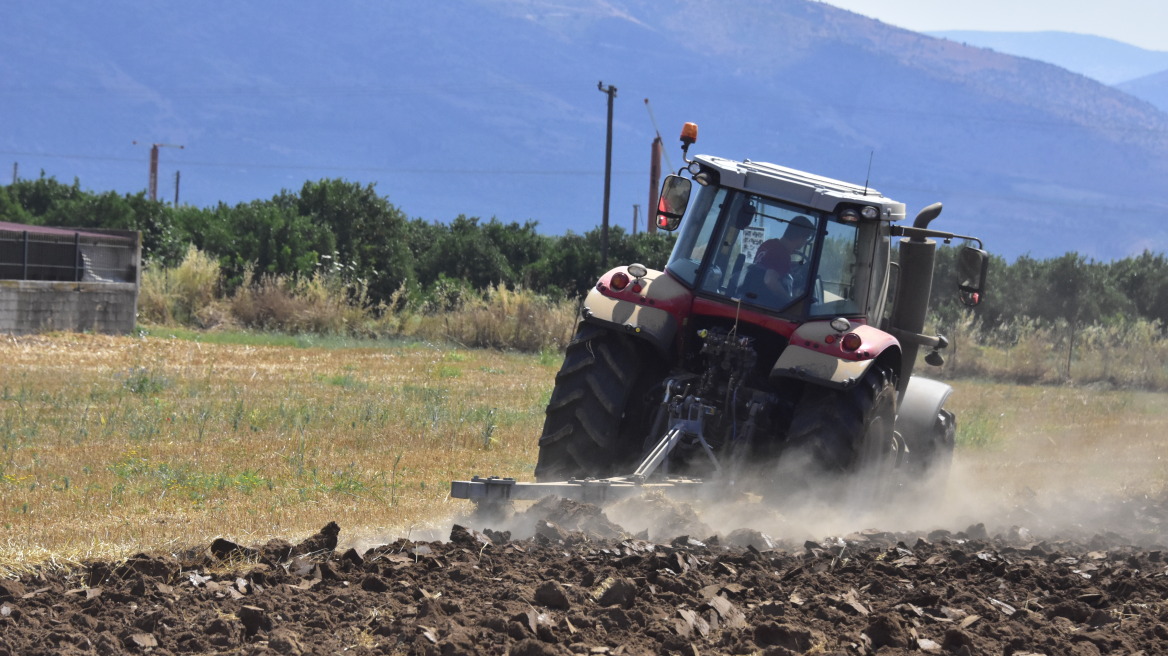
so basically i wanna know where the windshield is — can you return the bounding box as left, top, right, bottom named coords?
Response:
left=665, top=184, right=725, bottom=286
left=666, top=186, right=888, bottom=318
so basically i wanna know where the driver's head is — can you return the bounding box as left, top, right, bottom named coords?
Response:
left=783, top=215, right=815, bottom=245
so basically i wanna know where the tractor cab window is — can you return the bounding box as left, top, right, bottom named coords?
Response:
left=665, top=185, right=727, bottom=286
left=807, top=214, right=887, bottom=318
left=811, top=219, right=862, bottom=316
left=666, top=187, right=887, bottom=319
left=688, top=191, right=825, bottom=313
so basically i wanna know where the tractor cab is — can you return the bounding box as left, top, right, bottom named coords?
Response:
left=659, top=155, right=903, bottom=326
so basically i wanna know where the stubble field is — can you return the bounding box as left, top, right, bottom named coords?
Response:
left=2, top=331, right=1167, bottom=654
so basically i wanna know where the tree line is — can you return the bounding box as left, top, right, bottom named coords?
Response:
left=929, top=246, right=1168, bottom=332
left=0, top=175, right=673, bottom=304
left=3, top=174, right=1166, bottom=331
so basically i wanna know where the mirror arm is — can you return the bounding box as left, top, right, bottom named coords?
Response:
left=891, top=225, right=983, bottom=249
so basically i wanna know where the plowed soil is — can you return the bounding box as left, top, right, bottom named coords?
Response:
left=2, top=491, right=1167, bottom=656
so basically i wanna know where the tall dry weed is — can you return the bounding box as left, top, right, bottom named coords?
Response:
left=1072, top=319, right=1168, bottom=388
left=229, top=269, right=350, bottom=334
left=928, top=311, right=1168, bottom=389
left=138, top=245, right=225, bottom=327
left=413, top=285, right=578, bottom=352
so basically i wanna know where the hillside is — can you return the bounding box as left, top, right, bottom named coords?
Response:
left=927, top=30, right=1168, bottom=84
left=1119, top=69, right=1168, bottom=114
left=3, top=0, right=1167, bottom=260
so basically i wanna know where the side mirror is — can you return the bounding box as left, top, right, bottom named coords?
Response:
left=656, top=175, right=692, bottom=231
left=957, top=246, right=989, bottom=307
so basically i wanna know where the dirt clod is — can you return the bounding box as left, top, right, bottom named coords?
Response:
left=4, top=495, right=1168, bottom=654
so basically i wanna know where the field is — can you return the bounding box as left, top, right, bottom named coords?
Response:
left=4, top=332, right=1168, bottom=654
left=0, top=331, right=555, bottom=572
left=3, top=331, right=1167, bottom=572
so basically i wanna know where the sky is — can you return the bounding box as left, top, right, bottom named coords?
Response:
left=823, top=0, right=1168, bottom=51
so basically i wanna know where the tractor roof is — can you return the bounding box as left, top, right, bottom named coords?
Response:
left=693, top=155, right=907, bottom=222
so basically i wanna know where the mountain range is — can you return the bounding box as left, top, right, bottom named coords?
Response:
left=3, top=0, right=1168, bottom=261
left=928, top=30, right=1168, bottom=85
left=928, top=30, right=1168, bottom=114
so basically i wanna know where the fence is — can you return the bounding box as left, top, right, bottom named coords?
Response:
left=0, top=225, right=139, bottom=283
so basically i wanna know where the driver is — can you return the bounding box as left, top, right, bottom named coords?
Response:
left=754, top=215, right=815, bottom=297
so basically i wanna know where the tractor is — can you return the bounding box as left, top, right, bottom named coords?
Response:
left=452, top=123, right=988, bottom=506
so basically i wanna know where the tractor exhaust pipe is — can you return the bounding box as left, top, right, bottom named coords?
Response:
left=889, top=203, right=942, bottom=391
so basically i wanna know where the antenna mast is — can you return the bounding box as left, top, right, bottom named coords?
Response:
left=862, top=151, right=874, bottom=197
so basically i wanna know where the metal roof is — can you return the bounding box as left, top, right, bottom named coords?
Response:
left=0, top=221, right=136, bottom=243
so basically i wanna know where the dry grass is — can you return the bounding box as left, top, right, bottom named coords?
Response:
left=0, top=332, right=552, bottom=574
left=2, top=332, right=1167, bottom=575
left=140, top=247, right=579, bottom=351
left=933, top=313, right=1168, bottom=389
left=944, top=380, right=1168, bottom=499
left=138, top=245, right=224, bottom=327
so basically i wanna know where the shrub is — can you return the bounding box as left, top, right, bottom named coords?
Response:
left=138, top=245, right=225, bottom=327
left=417, top=285, right=577, bottom=352
left=229, top=270, right=348, bottom=334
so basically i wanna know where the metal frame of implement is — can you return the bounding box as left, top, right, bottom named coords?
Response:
left=451, top=393, right=716, bottom=506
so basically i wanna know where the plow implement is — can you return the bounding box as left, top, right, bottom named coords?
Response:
left=452, top=393, right=720, bottom=506
left=450, top=474, right=705, bottom=505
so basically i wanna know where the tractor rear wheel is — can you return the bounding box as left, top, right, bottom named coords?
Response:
left=534, top=323, right=658, bottom=482
left=783, top=364, right=900, bottom=498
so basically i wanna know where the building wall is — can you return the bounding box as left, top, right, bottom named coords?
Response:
left=0, top=280, right=138, bottom=335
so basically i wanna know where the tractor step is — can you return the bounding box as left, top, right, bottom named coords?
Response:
left=450, top=475, right=705, bottom=505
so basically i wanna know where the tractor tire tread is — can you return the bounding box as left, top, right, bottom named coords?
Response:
left=535, top=323, right=648, bottom=481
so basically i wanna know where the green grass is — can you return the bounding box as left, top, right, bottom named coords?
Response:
left=138, top=324, right=424, bottom=350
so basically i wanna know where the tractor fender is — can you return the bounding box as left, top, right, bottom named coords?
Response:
left=771, top=321, right=901, bottom=390
left=896, top=375, right=953, bottom=437
left=579, top=267, right=692, bottom=356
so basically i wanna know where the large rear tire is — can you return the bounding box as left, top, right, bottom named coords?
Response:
left=534, top=323, right=658, bottom=482
left=782, top=364, right=900, bottom=498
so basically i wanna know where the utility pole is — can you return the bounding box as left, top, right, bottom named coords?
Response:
left=133, top=141, right=184, bottom=201
left=598, top=81, right=617, bottom=268
left=632, top=204, right=640, bottom=235
left=174, top=171, right=181, bottom=207
left=648, top=136, right=662, bottom=235
left=11, top=162, right=17, bottom=184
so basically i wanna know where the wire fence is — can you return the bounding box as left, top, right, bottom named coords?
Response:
left=0, top=227, right=140, bottom=284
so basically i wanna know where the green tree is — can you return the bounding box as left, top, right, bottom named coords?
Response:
left=6, top=174, right=84, bottom=218
left=192, top=201, right=334, bottom=286
left=415, top=215, right=515, bottom=289
left=1112, top=251, right=1168, bottom=325
left=290, top=179, right=412, bottom=303
left=0, top=186, right=32, bottom=224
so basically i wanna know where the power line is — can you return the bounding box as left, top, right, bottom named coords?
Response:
left=0, top=150, right=643, bottom=176
left=0, top=81, right=584, bottom=100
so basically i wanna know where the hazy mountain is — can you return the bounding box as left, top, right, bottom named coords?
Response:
left=3, top=0, right=1167, bottom=262
left=1119, top=70, right=1168, bottom=114
left=928, top=30, right=1168, bottom=85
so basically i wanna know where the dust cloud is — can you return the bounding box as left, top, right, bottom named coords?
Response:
left=422, top=419, right=1168, bottom=550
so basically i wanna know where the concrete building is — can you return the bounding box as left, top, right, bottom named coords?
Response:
left=0, top=222, right=140, bottom=335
